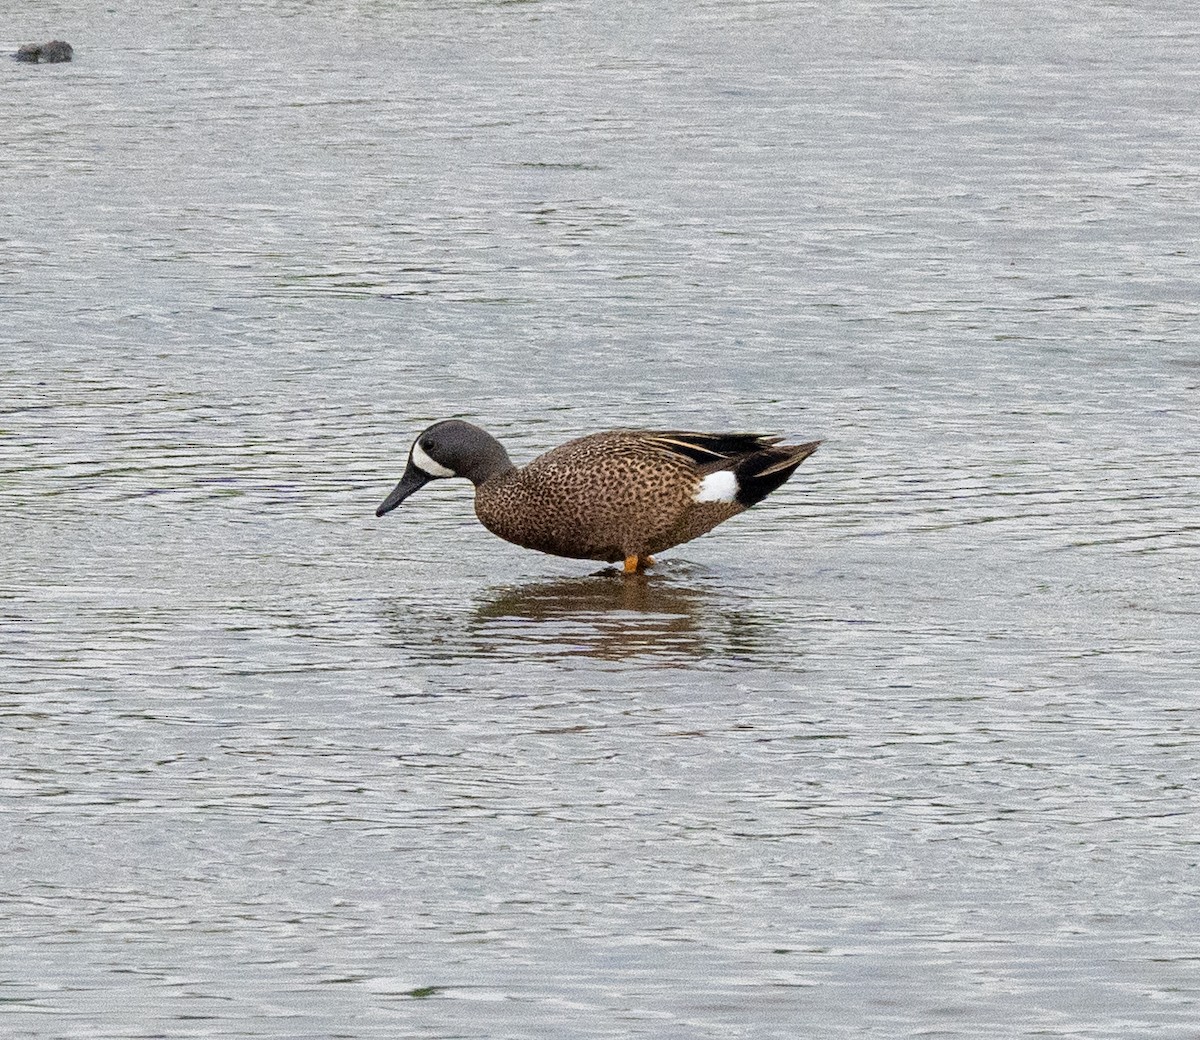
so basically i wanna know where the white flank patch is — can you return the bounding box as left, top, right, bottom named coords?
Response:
left=411, top=441, right=455, bottom=478
left=694, top=470, right=739, bottom=503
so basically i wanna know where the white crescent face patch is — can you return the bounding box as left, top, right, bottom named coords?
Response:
left=694, top=470, right=739, bottom=503
left=411, top=441, right=456, bottom=478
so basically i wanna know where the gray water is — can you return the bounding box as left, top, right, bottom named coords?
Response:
left=3, top=1, right=1198, bottom=1037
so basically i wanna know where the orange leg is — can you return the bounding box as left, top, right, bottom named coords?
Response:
left=623, top=554, right=655, bottom=574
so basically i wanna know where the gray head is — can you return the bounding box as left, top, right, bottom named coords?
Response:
left=375, top=420, right=513, bottom=517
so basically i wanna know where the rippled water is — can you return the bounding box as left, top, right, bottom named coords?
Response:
left=4, top=1, right=1199, bottom=1037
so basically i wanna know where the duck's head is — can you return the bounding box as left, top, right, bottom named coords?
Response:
left=375, top=420, right=512, bottom=517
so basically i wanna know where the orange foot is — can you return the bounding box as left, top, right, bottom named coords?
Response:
left=622, top=554, right=655, bottom=574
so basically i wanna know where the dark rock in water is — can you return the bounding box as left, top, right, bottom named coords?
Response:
left=13, top=40, right=73, bottom=63
left=41, top=40, right=74, bottom=63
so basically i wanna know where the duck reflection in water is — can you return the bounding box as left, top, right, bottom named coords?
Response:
left=381, top=566, right=777, bottom=662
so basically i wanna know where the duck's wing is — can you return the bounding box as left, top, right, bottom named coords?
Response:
left=646, top=433, right=822, bottom=507
left=637, top=431, right=784, bottom=465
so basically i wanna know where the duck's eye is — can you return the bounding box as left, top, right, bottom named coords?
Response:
left=411, top=439, right=455, bottom=478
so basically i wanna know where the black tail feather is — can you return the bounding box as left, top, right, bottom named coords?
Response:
left=733, top=440, right=821, bottom=507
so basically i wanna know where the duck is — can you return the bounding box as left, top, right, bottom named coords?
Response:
left=375, top=420, right=820, bottom=573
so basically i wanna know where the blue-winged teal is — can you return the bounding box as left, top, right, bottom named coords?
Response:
left=376, top=421, right=820, bottom=572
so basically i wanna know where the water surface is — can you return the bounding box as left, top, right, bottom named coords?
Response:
left=3, top=1, right=1198, bottom=1037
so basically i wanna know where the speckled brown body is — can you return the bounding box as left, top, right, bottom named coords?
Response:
left=474, top=432, right=743, bottom=562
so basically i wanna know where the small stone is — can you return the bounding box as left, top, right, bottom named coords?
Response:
left=12, top=40, right=73, bottom=63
